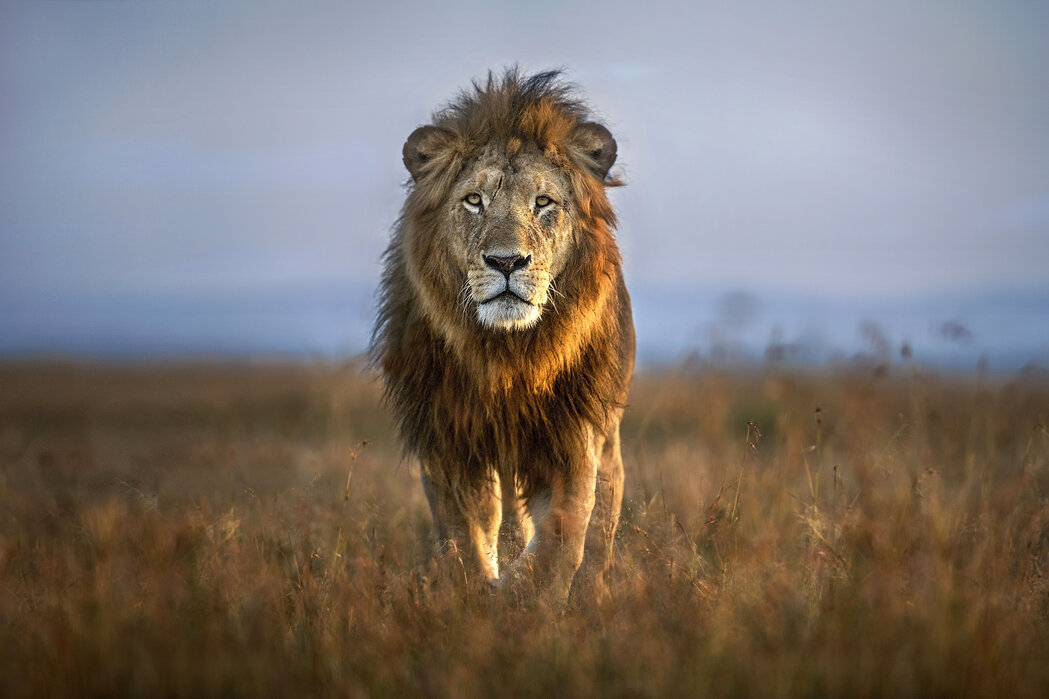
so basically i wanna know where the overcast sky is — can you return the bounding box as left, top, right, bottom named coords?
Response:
left=2, top=0, right=1047, bottom=361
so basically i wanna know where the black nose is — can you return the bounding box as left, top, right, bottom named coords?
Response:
left=483, top=253, right=531, bottom=277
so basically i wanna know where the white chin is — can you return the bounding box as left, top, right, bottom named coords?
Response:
left=476, top=296, right=541, bottom=331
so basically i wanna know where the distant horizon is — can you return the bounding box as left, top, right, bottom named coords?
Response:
left=2, top=280, right=1045, bottom=374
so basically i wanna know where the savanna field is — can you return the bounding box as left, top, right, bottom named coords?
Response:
left=1, top=361, right=1047, bottom=697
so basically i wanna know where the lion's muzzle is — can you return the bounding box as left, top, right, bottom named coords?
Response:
left=470, top=250, right=547, bottom=331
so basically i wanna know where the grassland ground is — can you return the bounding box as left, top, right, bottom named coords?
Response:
left=1, top=360, right=1047, bottom=697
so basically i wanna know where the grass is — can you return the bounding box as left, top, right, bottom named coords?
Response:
left=1, top=360, right=1047, bottom=697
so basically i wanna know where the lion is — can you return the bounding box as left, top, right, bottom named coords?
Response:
left=372, top=69, right=634, bottom=603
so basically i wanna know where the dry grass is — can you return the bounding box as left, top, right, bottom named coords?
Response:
left=1, top=360, right=1047, bottom=697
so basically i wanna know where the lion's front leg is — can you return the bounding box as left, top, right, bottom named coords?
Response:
left=420, top=464, right=501, bottom=587
left=573, top=420, right=624, bottom=602
left=501, top=464, right=597, bottom=605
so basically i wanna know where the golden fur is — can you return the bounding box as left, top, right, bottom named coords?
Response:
left=372, top=69, right=634, bottom=601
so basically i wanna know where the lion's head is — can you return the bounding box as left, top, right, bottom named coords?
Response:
left=396, top=70, right=620, bottom=338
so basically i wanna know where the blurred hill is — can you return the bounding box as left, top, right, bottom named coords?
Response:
left=2, top=282, right=1045, bottom=373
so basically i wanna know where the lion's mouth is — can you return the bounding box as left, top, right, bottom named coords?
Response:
left=479, top=289, right=531, bottom=305
left=473, top=284, right=543, bottom=331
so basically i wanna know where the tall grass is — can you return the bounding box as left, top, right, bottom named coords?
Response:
left=1, top=361, right=1047, bottom=697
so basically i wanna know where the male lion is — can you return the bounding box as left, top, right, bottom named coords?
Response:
left=372, top=69, right=634, bottom=603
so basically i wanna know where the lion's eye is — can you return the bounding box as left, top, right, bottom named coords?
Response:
left=535, top=195, right=553, bottom=208
left=464, top=193, right=483, bottom=208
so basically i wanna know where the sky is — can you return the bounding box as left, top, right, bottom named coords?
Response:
left=2, top=0, right=1048, bottom=368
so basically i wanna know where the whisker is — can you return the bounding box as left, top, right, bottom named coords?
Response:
left=547, top=279, right=563, bottom=313
left=458, top=282, right=474, bottom=322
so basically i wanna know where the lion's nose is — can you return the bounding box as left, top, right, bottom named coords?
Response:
left=483, top=253, right=531, bottom=278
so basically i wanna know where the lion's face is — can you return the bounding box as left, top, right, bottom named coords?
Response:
left=401, top=114, right=618, bottom=336
left=447, top=146, right=575, bottom=331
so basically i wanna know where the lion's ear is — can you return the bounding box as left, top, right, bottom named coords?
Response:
left=569, top=122, right=618, bottom=181
left=403, top=125, right=454, bottom=182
